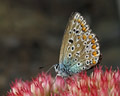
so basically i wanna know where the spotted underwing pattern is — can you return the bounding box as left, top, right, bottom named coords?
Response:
left=54, top=12, right=101, bottom=77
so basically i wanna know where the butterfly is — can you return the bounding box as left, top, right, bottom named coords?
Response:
left=49, top=12, right=101, bottom=78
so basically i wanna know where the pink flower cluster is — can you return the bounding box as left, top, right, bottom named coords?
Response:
left=7, top=66, right=120, bottom=96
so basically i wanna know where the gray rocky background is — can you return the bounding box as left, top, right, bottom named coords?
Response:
left=0, top=0, right=120, bottom=95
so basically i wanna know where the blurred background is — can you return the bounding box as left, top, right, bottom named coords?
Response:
left=0, top=0, right=120, bottom=95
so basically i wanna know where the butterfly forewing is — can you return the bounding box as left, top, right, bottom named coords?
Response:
left=59, top=12, right=101, bottom=74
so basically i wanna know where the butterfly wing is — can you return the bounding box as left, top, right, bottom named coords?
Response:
left=59, top=12, right=101, bottom=75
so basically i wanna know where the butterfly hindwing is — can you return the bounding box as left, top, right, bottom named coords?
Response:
left=59, top=12, right=101, bottom=75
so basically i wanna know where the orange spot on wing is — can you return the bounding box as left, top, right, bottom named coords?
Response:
left=92, top=44, right=96, bottom=49
left=78, top=19, right=81, bottom=23
left=78, top=36, right=81, bottom=39
left=92, top=59, right=96, bottom=64
left=91, top=39, right=95, bottom=44
left=81, top=23, right=84, bottom=27
left=89, top=35, right=92, bottom=39
left=92, top=51, right=97, bottom=56
left=83, top=35, right=86, bottom=40
left=82, top=27, right=86, bottom=32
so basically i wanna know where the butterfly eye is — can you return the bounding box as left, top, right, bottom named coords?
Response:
left=56, top=64, right=59, bottom=69
left=54, top=64, right=59, bottom=72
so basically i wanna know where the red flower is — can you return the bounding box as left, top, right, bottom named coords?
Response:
left=7, top=66, right=120, bottom=96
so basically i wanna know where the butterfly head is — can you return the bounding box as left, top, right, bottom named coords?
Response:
left=54, top=64, right=69, bottom=77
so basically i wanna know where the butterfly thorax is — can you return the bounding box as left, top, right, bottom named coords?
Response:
left=54, top=62, right=83, bottom=77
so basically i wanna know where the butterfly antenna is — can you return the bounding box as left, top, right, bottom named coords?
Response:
left=46, top=65, right=54, bottom=74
